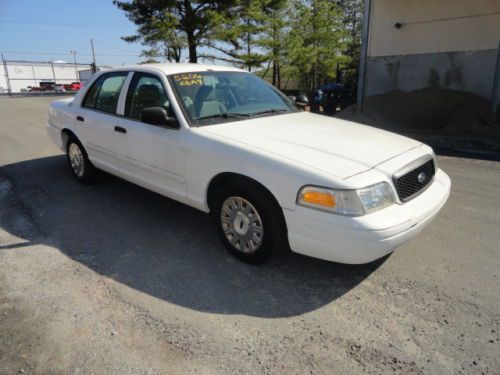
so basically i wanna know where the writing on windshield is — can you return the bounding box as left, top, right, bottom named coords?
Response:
left=169, top=71, right=297, bottom=126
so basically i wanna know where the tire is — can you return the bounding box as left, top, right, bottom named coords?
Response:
left=213, top=180, right=287, bottom=264
left=66, top=136, right=98, bottom=184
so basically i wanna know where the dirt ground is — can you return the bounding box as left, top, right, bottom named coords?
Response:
left=0, top=96, right=499, bottom=374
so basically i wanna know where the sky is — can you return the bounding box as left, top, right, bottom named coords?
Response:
left=0, top=0, right=154, bottom=66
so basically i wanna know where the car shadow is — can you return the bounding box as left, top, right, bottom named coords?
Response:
left=0, top=155, right=386, bottom=318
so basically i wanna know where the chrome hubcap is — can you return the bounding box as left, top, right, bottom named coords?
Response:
left=221, top=197, right=264, bottom=253
left=68, top=143, right=85, bottom=177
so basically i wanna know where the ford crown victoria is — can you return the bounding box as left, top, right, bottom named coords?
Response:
left=47, top=64, right=451, bottom=264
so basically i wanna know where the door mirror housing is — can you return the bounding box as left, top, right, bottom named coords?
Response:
left=294, top=94, right=309, bottom=108
left=140, top=107, right=178, bottom=128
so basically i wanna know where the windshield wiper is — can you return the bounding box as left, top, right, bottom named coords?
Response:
left=249, top=108, right=289, bottom=117
left=196, top=112, right=251, bottom=121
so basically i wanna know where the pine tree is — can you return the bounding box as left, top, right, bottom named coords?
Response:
left=284, top=0, right=347, bottom=91
left=114, top=0, right=237, bottom=63
left=258, top=0, right=289, bottom=88
left=206, top=0, right=270, bottom=71
left=338, top=0, right=363, bottom=85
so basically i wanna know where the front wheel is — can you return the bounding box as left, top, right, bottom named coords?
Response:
left=213, top=182, right=287, bottom=264
left=66, top=137, right=98, bottom=184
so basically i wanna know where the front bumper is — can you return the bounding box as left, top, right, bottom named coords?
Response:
left=284, top=168, right=451, bottom=264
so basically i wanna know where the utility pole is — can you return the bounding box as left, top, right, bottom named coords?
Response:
left=90, top=38, right=97, bottom=73
left=50, top=61, right=57, bottom=92
left=1, top=54, right=12, bottom=97
left=31, top=64, right=37, bottom=88
left=70, top=50, right=78, bottom=82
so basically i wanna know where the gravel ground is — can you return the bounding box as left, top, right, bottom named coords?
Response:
left=0, top=96, right=499, bottom=374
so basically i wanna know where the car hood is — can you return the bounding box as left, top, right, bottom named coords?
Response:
left=201, top=111, right=421, bottom=179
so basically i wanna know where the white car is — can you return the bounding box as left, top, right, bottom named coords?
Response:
left=47, top=64, right=451, bottom=264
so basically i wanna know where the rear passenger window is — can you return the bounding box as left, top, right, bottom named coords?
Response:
left=82, top=72, right=128, bottom=114
left=82, top=75, right=104, bottom=108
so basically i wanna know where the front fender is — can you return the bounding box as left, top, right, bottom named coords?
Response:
left=184, top=129, right=349, bottom=212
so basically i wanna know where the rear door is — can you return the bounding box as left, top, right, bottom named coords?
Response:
left=77, top=71, right=129, bottom=173
left=113, top=71, right=186, bottom=202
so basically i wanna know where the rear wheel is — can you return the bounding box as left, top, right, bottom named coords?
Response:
left=66, top=137, right=98, bottom=184
left=213, top=181, right=287, bottom=264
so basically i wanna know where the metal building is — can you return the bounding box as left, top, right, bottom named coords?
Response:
left=358, top=0, right=500, bottom=117
left=0, top=59, right=112, bottom=94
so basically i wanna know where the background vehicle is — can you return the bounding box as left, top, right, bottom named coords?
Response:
left=311, top=83, right=357, bottom=114
left=63, top=82, right=82, bottom=91
left=40, top=81, right=55, bottom=91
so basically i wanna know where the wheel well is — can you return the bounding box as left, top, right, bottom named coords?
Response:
left=207, top=172, right=282, bottom=213
left=207, top=172, right=289, bottom=248
left=61, top=129, right=77, bottom=149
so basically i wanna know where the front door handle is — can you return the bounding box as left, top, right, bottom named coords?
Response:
left=76, top=116, right=84, bottom=122
left=114, top=126, right=127, bottom=134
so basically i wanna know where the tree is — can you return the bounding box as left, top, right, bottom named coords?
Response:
left=114, top=0, right=237, bottom=63
left=258, top=0, right=289, bottom=88
left=205, top=0, right=271, bottom=71
left=138, top=44, right=179, bottom=63
left=115, top=0, right=361, bottom=94
left=284, top=0, right=347, bottom=91
left=337, top=0, right=363, bottom=85
left=138, top=57, right=161, bottom=64
left=210, top=0, right=290, bottom=83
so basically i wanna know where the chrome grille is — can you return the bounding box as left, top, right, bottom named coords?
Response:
left=393, top=159, right=435, bottom=202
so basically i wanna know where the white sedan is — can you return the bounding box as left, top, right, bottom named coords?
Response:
left=47, top=64, right=451, bottom=264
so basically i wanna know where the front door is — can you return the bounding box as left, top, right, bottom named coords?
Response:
left=114, top=72, right=186, bottom=202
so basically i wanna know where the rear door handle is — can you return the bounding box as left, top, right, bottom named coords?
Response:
left=76, top=116, right=84, bottom=122
left=114, top=126, right=127, bottom=134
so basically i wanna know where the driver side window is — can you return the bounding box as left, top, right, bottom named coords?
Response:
left=125, top=73, right=171, bottom=121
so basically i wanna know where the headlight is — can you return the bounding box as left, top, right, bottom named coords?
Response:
left=357, top=182, right=395, bottom=213
left=297, top=182, right=395, bottom=216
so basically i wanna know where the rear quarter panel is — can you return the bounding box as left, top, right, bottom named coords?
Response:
left=48, top=97, right=78, bottom=150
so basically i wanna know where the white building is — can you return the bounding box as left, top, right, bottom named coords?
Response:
left=364, top=0, right=500, bottom=100
left=0, top=60, right=112, bottom=94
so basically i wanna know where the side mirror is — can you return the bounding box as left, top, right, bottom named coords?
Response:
left=295, top=94, right=309, bottom=107
left=140, top=107, right=178, bottom=128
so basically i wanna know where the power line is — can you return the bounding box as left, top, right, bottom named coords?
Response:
left=0, top=50, right=140, bottom=57
left=0, top=50, right=74, bottom=56
left=0, top=20, right=121, bottom=28
left=76, top=41, right=91, bottom=54
left=92, top=39, right=142, bottom=54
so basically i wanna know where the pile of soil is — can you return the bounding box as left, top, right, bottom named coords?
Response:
left=338, top=88, right=500, bottom=138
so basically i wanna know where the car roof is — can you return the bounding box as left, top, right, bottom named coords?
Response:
left=104, top=63, right=245, bottom=75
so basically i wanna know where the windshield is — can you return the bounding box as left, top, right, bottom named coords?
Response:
left=168, top=71, right=298, bottom=126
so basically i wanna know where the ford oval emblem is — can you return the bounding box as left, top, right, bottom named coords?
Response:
left=417, top=172, right=427, bottom=183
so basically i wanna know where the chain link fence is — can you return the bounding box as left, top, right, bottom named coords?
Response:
left=0, top=59, right=96, bottom=96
